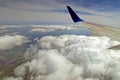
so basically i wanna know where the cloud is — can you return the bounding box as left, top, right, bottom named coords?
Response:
left=0, top=25, right=24, bottom=28
left=0, top=25, right=8, bottom=34
left=0, top=35, right=28, bottom=50
left=2, top=35, right=120, bottom=80
left=30, top=25, right=77, bottom=32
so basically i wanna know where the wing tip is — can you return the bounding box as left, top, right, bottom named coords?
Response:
left=66, top=6, right=84, bottom=23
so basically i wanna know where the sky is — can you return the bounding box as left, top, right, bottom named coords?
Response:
left=0, top=0, right=120, bottom=27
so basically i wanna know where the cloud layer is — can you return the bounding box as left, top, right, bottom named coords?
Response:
left=30, top=25, right=77, bottom=32
left=0, top=35, right=28, bottom=50
left=2, top=35, right=120, bottom=80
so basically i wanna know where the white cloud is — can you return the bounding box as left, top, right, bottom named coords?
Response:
left=0, top=35, right=28, bottom=50
left=30, top=25, right=77, bottom=32
left=2, top=35, right=120, bottom=80
left=0, top=25, right=7, bottom=33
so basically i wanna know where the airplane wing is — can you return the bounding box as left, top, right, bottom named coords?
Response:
left=67, top=6, right=120, bottom=50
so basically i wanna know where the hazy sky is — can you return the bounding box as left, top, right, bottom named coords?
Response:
left=0, top=0, right=120, bottom=26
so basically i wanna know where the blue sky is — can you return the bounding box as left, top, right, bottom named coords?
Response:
left=0, top=0, right=120, bottom=26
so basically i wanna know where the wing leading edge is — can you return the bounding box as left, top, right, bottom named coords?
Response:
left=67, top=6, right=120, bottom=50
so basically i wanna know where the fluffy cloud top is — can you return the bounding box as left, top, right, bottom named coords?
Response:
left=0, top=35, right=28, bottom=50
left=2, top=35, right=120, bottom=80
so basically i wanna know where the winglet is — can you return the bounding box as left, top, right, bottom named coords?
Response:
left=67, top=6, right=84, bottom=23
